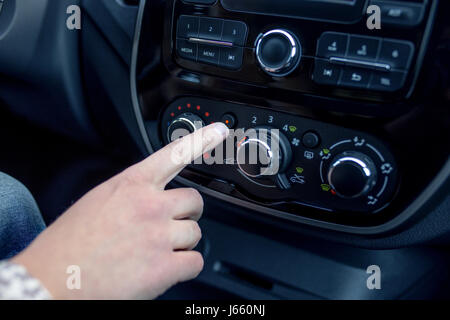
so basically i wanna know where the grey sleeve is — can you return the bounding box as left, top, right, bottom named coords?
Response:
left=0, top=261, right=52, bottom=300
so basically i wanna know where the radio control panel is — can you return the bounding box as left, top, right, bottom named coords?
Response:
left=166, top=0, right=434, bottom=104
left=313, top=32, right=414, bottom=92
left=176, top=15, right=248, bottom=70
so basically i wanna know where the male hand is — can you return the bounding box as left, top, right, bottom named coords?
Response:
left=12, top=123, right=229, bottom=299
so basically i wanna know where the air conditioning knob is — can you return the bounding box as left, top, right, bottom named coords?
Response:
left=167, top=113, right=204, bottom=142
left=327, top=152, right=378, bottom=199
left=255, top=29, right=302, bottom=77
left=236, top=127, right=292, bottom=178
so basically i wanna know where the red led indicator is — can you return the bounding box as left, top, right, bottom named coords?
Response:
left=196, top=105, right=201, bottom=111
left=178, top=106, right=182, bottom=111
left=225, top=120, right=230, bottom=124
left=187, top=103, right=191, bottom=108
left=205, top=112, right=210, bottom=117
left=170, top=112, right=175, bottom=117
left=331, top=190, right=337, bottom=196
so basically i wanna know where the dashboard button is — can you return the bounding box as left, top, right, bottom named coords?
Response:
left=176, top=39, right=197, bottom=61
left=302, top=132, right=320, bottom=149
left=369, top=71, right=406, bottom=92
left=328, top=152, right=377, bottom=199
left=221, top=114, right=236, bottom=129
left=340, top=67, right=370, bottom=88
left=177, top=15, right=199, bottom=39
left=198, top=44, right=220, bottom=65
left=222, top=20, right=248, bottom=46
left=378, top=39, right=414, bottom=70
left=219, top=46, right=243, bottom=70
left=313, top=59, right=341, bottom=85
left=370, top=0, right=424, bottom=27
left=167, top=113, right=204, bottom=143
left=347, top=35, right=380, bottom=60
left=317, top=32, right=348, bottom=58
left=199, top=17, right=223, bottom=41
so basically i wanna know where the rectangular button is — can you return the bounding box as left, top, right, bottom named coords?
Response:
left=378, top=39, right=414, bottom=70
left=340, top=67, right=371, bottom=89
left=317, top=32, right=348, bottom=58
left=221, top=20, right=248, bottom=46
left=176, top=39, right=198, bottom=61
left=219, top=47, right=243, bottom=70
left=177, top=15, right=199, bottom=39
left=347, top=35, right=380, bottom=60
left=313, top=59, right=342, bottom=86
left=370, top=0, right=424, bottom=27
left=369, top=71, right=406, bottom=92
left=198, top=44, right=220, bottom=65
left=199, top=17, right=223, bottom=41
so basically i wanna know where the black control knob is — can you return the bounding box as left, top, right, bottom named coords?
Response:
left=167, top=113, right=204, bottom=142
left=255, top=29, right=302, bottom=77
left=236, top=127, right=292, bottom=178
left=327, top=152, right=377, bottom=199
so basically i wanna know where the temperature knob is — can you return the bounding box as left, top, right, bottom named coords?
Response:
left=167, top=113, right=204, bottom=142
left=327, top=151, right=377, bottom=199
left=255, top=29, right=302, bottom=77
left=236, top=127, right=292, bottom=178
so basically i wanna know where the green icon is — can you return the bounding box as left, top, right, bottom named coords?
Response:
left=322, top=148, right=330, bottom=155
left=296, top=167, right=304, bottom=174
left=321, top=184, right=331, bottom=192
left=289, top=126, right=298, bottom=133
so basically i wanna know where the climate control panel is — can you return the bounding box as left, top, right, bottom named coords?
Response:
left=161, top=97, right=399, bottom=217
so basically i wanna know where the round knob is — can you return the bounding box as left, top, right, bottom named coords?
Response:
left=255, top=29, right=302, bottom=77
left=236, top=128, right=292, bottom=178
left=327, top=152, right=377, bottom=199
left=167, top=113, right=204, bottom=142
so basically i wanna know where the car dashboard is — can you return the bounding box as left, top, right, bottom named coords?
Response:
left=0, top=0, right=449, bottom=300
left=133, top=0, right=449, bottom=234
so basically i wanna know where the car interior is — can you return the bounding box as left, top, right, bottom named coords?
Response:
left=0, top=0, right=449, bottom=299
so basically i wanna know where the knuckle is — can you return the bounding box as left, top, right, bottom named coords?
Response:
left=171, top=139, right=191, bottom=165
left=147, top=221, right=171, bottom=246
left=202, top=130, right=216, bottom=147
left=148, top=197, right=168, bottom=218
left=190, top=222, right=202, bottom=241
left=187, top=188, right=203, bottom=206
left=190, top=252, right=205, bottom=275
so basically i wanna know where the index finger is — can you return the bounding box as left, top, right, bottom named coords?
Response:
left=136, top=122, right=229, bottom=189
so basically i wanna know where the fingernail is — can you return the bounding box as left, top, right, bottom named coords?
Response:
left=213, top=122, right=229, bottom=138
